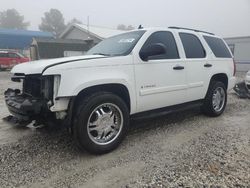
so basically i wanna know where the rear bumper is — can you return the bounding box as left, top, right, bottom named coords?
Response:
left=228, top=76, right=236, bottom=91
left=4, top=89, right=45, bottom=121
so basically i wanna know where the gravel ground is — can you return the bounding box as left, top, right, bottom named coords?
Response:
left=0, top=71, right=249, bottom=188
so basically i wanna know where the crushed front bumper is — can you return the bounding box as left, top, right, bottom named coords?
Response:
left=4, top=88, right=45, bottom=121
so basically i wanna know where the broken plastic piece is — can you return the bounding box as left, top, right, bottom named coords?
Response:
left=233, top=82, right=250, bottom=99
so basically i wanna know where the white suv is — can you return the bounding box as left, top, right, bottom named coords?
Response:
left=5, top=27, right=236, bottom=154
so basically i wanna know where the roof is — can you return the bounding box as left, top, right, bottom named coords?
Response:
left=60, top=23, right=125, bottom=40
left=0, top=28, right=53, bottom=49
left=224, top=36, right=250, bottom=45
left=33, top=38, right=86, bottom=44
left=0, top=28, right=53, bottom=37
left=224, top=36, right=250, bottom=40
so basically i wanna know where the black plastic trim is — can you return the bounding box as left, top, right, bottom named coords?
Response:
left=131, top=100, right=203, bottom=121
left=4, top=88, right=46, bottom=121
left=169, top=26, right=214, bottom=35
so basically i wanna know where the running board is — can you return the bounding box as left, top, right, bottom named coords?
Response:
left=131, top=100, right=203, bottom=121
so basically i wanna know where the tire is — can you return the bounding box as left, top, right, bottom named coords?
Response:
left=73, top=92, right=130, bottom=154
left=201, top=81, right=227, bottom=117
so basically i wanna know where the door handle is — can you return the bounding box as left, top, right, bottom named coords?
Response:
left=173, top=65, right=184, bottom=70
left=204, top=63, right=212, bottom=68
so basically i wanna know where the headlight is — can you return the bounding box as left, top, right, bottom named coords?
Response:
left=53, top=75, right=61, bottom=98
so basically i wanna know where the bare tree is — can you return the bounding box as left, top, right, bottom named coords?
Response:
left=68, top=18, right=83, bottom=25
left=0, top=9, right=29, bottom=29
left=117, top=24, right=127, bottom=30
left=117, top=24, right=135, bottom=31
left=39, top=9, right=66, bottom=37
left=127, top=25, right=135, bottom=30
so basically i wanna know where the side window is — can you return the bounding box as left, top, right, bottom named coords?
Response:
left=204, top=36, right=232, bottom=58
left=179, top=33, right=206, bottom=58
left=141, top=31, right=179, bottom=60
left=0, top=53, right=8, bottom=58
left=8, top=53, right=19, bottom=58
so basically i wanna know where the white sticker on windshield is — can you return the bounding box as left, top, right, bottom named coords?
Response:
left=118, top=38, right=135, bottom=43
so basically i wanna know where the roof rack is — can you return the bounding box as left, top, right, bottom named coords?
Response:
left=168, top=26, right=214, bottom=35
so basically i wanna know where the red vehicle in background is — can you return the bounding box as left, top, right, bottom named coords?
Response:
left=0, top=51, right=30, bottom=70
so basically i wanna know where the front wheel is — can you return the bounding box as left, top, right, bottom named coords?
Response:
left=201, top=81, right=227, bottom=117
left=73, top=92, right=129, bottom=154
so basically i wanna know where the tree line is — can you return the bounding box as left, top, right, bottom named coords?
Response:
left=0, top=9, right=135, bottom=37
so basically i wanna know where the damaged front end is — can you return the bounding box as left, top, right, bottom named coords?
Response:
left=4, top=73, right=68, bottom=126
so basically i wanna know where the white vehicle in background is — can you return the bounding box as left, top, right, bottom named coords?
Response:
left=233, top=70, right=250, bottom=98
left=245, top=70, right=250, bottom=91
left=4, top=27, right=236, bottom=154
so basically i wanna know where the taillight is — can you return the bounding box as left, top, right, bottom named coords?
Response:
left=233, top=59, right=236, bottom=76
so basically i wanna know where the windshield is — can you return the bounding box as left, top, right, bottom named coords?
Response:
left=87, top=30, right=146, bottom=56
left=16, top=52, right=25, bottom=58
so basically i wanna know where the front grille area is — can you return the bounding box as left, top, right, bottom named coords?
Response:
left=23, top=75, right=42, bottom=98
left=12, top=74, right=54, bottom=100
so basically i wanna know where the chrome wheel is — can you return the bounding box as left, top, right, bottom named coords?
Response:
left=87, top=103, right=123, bottom=145
left=212, top=87, right=226, bottom=112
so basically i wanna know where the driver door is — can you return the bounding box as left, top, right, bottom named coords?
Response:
left=134, top=31, right=187, bottom=113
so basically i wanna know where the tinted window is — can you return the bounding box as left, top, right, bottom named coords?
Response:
left=204, top=36, right=232, bottom=58
left=8, top=53, right=19, bottom=58
left=180, top=33, right=206, bottom=58
left=141, top=31, right=179, bottom=60
left=0, top=53, right=8, bottom=58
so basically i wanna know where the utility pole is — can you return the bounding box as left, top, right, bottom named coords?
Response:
left=87, top=16, right=90, bottom=34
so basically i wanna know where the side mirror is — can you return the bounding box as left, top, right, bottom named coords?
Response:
left=139, top=43, right=166, bottom=61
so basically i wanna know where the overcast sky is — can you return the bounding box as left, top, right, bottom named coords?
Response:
left=1, top=0, right=250, bottom=37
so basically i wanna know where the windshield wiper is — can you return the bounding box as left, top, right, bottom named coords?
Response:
left=93, top=53, right=111, bottom=56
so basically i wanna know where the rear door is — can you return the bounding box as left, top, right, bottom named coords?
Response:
left=134, top=31, right=187, bottom=113
left=178, top=32, right=211, bottom=101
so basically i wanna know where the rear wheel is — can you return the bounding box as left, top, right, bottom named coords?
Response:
left=201, top=81, right=227, bottom=117
left=73, top=92, right=129, bottom=154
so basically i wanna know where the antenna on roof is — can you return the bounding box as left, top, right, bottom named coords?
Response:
left=138, top=25, right=143, bottom=29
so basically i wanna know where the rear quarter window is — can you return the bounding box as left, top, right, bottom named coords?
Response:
left=203, top=36, right=232, bottom=58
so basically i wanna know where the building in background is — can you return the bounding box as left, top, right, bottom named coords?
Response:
left=30, top=38, right=90, bottom=60
left=224, top=36, right=250, bottom=71
left=0, top=25, right=124, bottom=62
left=0, top=29, right=53, bottom=57
left=60, top=24, right=124, bottom=47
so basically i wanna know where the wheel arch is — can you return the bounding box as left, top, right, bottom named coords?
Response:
left=73, top=83, right=132, bottom=114
left=210, top=73, right=228, bottom=89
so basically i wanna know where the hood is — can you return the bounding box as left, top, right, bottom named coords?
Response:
left=11, top=55, right=105, bottom=75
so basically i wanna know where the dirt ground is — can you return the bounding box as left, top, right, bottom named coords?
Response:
left=0, top=71, right=249, bottom=188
